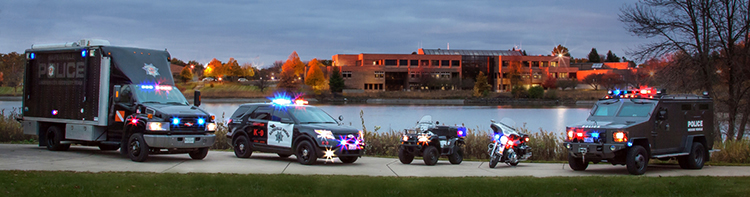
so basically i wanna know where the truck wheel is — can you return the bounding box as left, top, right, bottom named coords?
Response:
left=423, top=146, right=439, bottom=166
left=339, top=156, right=358, bottom=163
left=679, top=142, right=706, bottom=169
left=295, top=140, right=317, bottom=165
left=489, top=155, right=500, bottom=168
left=233, top=135, right=252, bottom=158
left=448, top=146, right=463, bottom=164
left=98, top=144, right=120, bottom=151
left=189, top=148, right=210, bottom=160
left=626, top=145, right=649, bottom=175
left=46, top=126, right=70, bottom=151
left=277, top=154, right=291, bottom=158
left=128, top=133, right=149, bottom=162
left=567, top=153, right=588, bottom=171
left=398, top=146, right=414, bottom=164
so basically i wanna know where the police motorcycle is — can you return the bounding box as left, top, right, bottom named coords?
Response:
left=488, top=118, right=532, bottom=168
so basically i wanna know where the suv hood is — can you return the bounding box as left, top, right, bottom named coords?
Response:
left=297, top=124, right=359, bottom=134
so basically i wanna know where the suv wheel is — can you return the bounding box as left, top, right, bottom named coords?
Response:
left=423, top=146, right=439, bottom=166
left=398, top=146, right=414, bottom=164
left=448, top=146, right=463, bottom=164
left=233, top=135, right=252, bottom=158
left=189, top=148, right=209, bottom=160
left=679, top=142, right=706, bottom=169
left=626, top=145, right=649, bottom=175
left=46, top=126, right=70, bottom=151
left=339, top=156, right=358, bottom=163
left=128, top=133, right=149, bottom=162
left=568, top=153, right=588, bottom=171
left=296, top=140, right=318, bottom=165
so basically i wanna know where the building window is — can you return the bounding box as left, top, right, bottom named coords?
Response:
left=502, top=61, right=509, bottom=67
left=420, top=60, right=429, bottom=66
left=431, top=60, right=439, bottom=66
left=374, top=71, right=384, bottom=78
left=399, top=59, right=408, bottom=66
left=342, top=71, right=352, bottom=78
left=532, top=61, right=540, bottom=67
left=364, top=83, right=383, bottom=90
left=385, top=60, right=397, bottom=66
left=523, top=61, right=530, bottom=67
left=441, top=60, right=449, bottom=66
left=559, top=72, right=568, bottom=78
left=410, top=60, right=418, bottom=66
left=541, top=61, right=548, bottom=67
left=452, top=60, right=460, bottom=66
left=550, top=61, right=558, bottom=67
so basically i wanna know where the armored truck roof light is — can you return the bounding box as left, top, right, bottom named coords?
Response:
left=81, top=49, right=87, bottom=57
left=29, top=53, right=35, bottom=60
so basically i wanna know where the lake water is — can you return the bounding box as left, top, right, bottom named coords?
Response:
left=1, top=101, right=592, bottom=134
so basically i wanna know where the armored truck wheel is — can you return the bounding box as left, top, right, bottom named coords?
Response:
left=128, top=133, right=149, bottom=162
left=423, top=146, right=439, bottom=166
left=339, top=156, right=358, bottom=163
left=189, top=148, right=209, bottom=160
left=98, top=144, right=120, bottom=151
left=448, top=146, right=463, bottom=164
left=398, top=146, right=414, bottom=164
left=678, top=142, right=706, bottom=169
left=277, top=154, right=291, bottom=158
left=567, top=153, right=588, bottom=171
left=296, top=140, right=318, bottom=165
left=626, top=145, right=649, bottom=175
left=233, top=135, right=253, bottom=158
left=46, top=126, right=70, bottom=151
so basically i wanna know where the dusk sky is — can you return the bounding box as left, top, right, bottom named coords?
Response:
left=1, top=0, right=650, bottom=67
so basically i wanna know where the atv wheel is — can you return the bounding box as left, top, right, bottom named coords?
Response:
left=626, top=145, right=649, bottom=175
left=423, top=146, right=439, bottom=166
left=398, top=146, right=414, bottom=164
left=567, top=153, right=588, bottom=171
left=448, top=146, right=463, bottom=164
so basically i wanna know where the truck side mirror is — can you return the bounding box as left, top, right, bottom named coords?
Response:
left=657, top=109, right=668, bottom=120
left=113, top=85, right=121, bottom=102
left=338, top=115, right=343, bottom=121
left=194, top=90, right=201, bottom=107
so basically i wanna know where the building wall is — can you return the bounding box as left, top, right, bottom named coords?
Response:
left=332, top=53, right=462, bottom=91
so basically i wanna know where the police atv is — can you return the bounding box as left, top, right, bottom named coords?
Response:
left=398, top=115, right=467, bottom=165
left=225, top=96, right=364, bottom=165
left=563, top=87, right=715, bottom=175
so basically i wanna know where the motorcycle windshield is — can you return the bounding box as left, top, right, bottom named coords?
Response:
left=491, top=118, right=519, bottom=136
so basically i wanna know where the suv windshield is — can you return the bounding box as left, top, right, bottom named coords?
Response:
left=132, top=85, right=189, bottom=105
left=288, top=106, right=337, bottom=124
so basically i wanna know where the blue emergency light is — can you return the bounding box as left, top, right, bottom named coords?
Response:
left=197, top=118, right=205, bottom=125
left=81, top=49, right=87, bottom=57
left=172, top=117, right=180, bottom=125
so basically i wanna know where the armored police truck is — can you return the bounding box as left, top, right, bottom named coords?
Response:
left=21, top=39, right=217, bottom=162
left=564, top=88, right=715, bottom=175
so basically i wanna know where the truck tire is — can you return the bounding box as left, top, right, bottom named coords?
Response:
left=98, top=144, right=120, bottom=151
left=678, top=142, right=706, bottom=169
left=339, top=156, right=358, bottom=163
left=398, top=146, right=414, bottom=164
left=423, top=146, right=439, bottom=166
left=626, top=145, right=649, bottom=175
left=46, top=126, right=70, bottom=151
left=567, top=153, right=588, bottom=171
left=448, top=146, right=463, bottom=164
left=189, top=148, right=209, bottom=160
left=128, top=133, right=149, bottom=162
left=295, top=140, right=318, bottom=165
left=233, top=135, right=252, bottom=158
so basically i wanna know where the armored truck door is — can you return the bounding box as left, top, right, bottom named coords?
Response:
left=652, top=104, right=683, bottom=154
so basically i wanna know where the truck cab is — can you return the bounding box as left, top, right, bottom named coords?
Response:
left=21, top=39, right=216, bottom=162
left=563, top=88, right=714, bottom=175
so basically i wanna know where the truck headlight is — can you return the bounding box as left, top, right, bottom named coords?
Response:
left=206, top=122, right=217, bottom=131
left=147, top=122, right=169, bottom=131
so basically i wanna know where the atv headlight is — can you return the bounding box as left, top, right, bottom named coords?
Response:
left=205, top=122, right=217, bottom=131
left=147, top=122, right=169, bottom=131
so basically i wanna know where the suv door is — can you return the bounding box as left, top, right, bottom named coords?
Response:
left=267, top=107, right=295, bottom=148
left=248, top=106, right=272, bottom=144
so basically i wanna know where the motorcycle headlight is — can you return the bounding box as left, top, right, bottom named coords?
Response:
left=500, top=136, right=509, bottom=145
left=205, top=122, right=217, bottom=131
left=147, top=122, right=169, bottom=131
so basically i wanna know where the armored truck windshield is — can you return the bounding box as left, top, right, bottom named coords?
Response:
left=591, top=99, right=656, bottom=118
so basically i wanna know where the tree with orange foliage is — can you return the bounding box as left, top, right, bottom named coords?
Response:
left=278, top=52, right=300, bottom=92
left=305, top=58, right=326, bottom=91
left=203, top=58, right=223, bottom=79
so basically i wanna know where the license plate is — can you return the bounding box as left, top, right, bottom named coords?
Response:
left=584, top=137, right=594, bottom=143
left=346, top=144, right=359, bottom=150
left=184, top=137, right=195, bottom=144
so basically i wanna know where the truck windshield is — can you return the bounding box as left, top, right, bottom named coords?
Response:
left=288, top=106, right=337, bottom=124
left=592, top=102, right=620, bottom=117
left=617, top=102, right=655, bottom=117
left=132, top=85, right=189, bottom=105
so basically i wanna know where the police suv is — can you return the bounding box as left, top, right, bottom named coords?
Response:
left=564, top=88, right=715, bottom=175
left=226, top=96, right=364, bottom=165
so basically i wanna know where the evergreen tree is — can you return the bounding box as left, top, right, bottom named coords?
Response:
left=605, top=50, right=621, bottom=62
left=587, top=48, right=601, bottom=63
left=473, top=71, right=491, bottom=97
left=328, top=66, right=345, bottom=93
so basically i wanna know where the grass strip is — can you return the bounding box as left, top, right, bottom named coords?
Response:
left=1, top=171, right=749, bottom=196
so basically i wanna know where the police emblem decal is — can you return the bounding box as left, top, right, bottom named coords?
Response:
left=48, top=65, right=55, bottom=77
left=142, top=63, right=160, bottom=77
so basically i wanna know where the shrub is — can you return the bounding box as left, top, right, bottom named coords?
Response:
left=545, top=89, right=558, bottom=99
left=711, top=140, right=750, bottom=163
left=0, top=108, right=34, bottom=143
left=557, top=79, right=578, bottom=90
left=511, top=86, right=528, bottom=98
left=528, top=86, right=544, bottom=99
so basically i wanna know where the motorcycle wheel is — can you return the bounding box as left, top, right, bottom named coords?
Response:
left=489, top=155, right=499, bottom=168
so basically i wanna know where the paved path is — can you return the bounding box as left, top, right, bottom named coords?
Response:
left=1, top=144, right=748, bottom=177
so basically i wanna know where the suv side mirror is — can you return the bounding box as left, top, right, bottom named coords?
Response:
left=194, top=90, right=201, bottom=107
left=338, top=115, right=344, bottom=121
left=657, top=109, right=668, bottom=120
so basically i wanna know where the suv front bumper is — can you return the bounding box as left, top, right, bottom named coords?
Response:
left=564, top=142, right=627, bottom=159
left=144, top=134, right=216, bottom=148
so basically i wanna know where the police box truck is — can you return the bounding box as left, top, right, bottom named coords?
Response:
left=21, top=39, right=217, bottom=162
